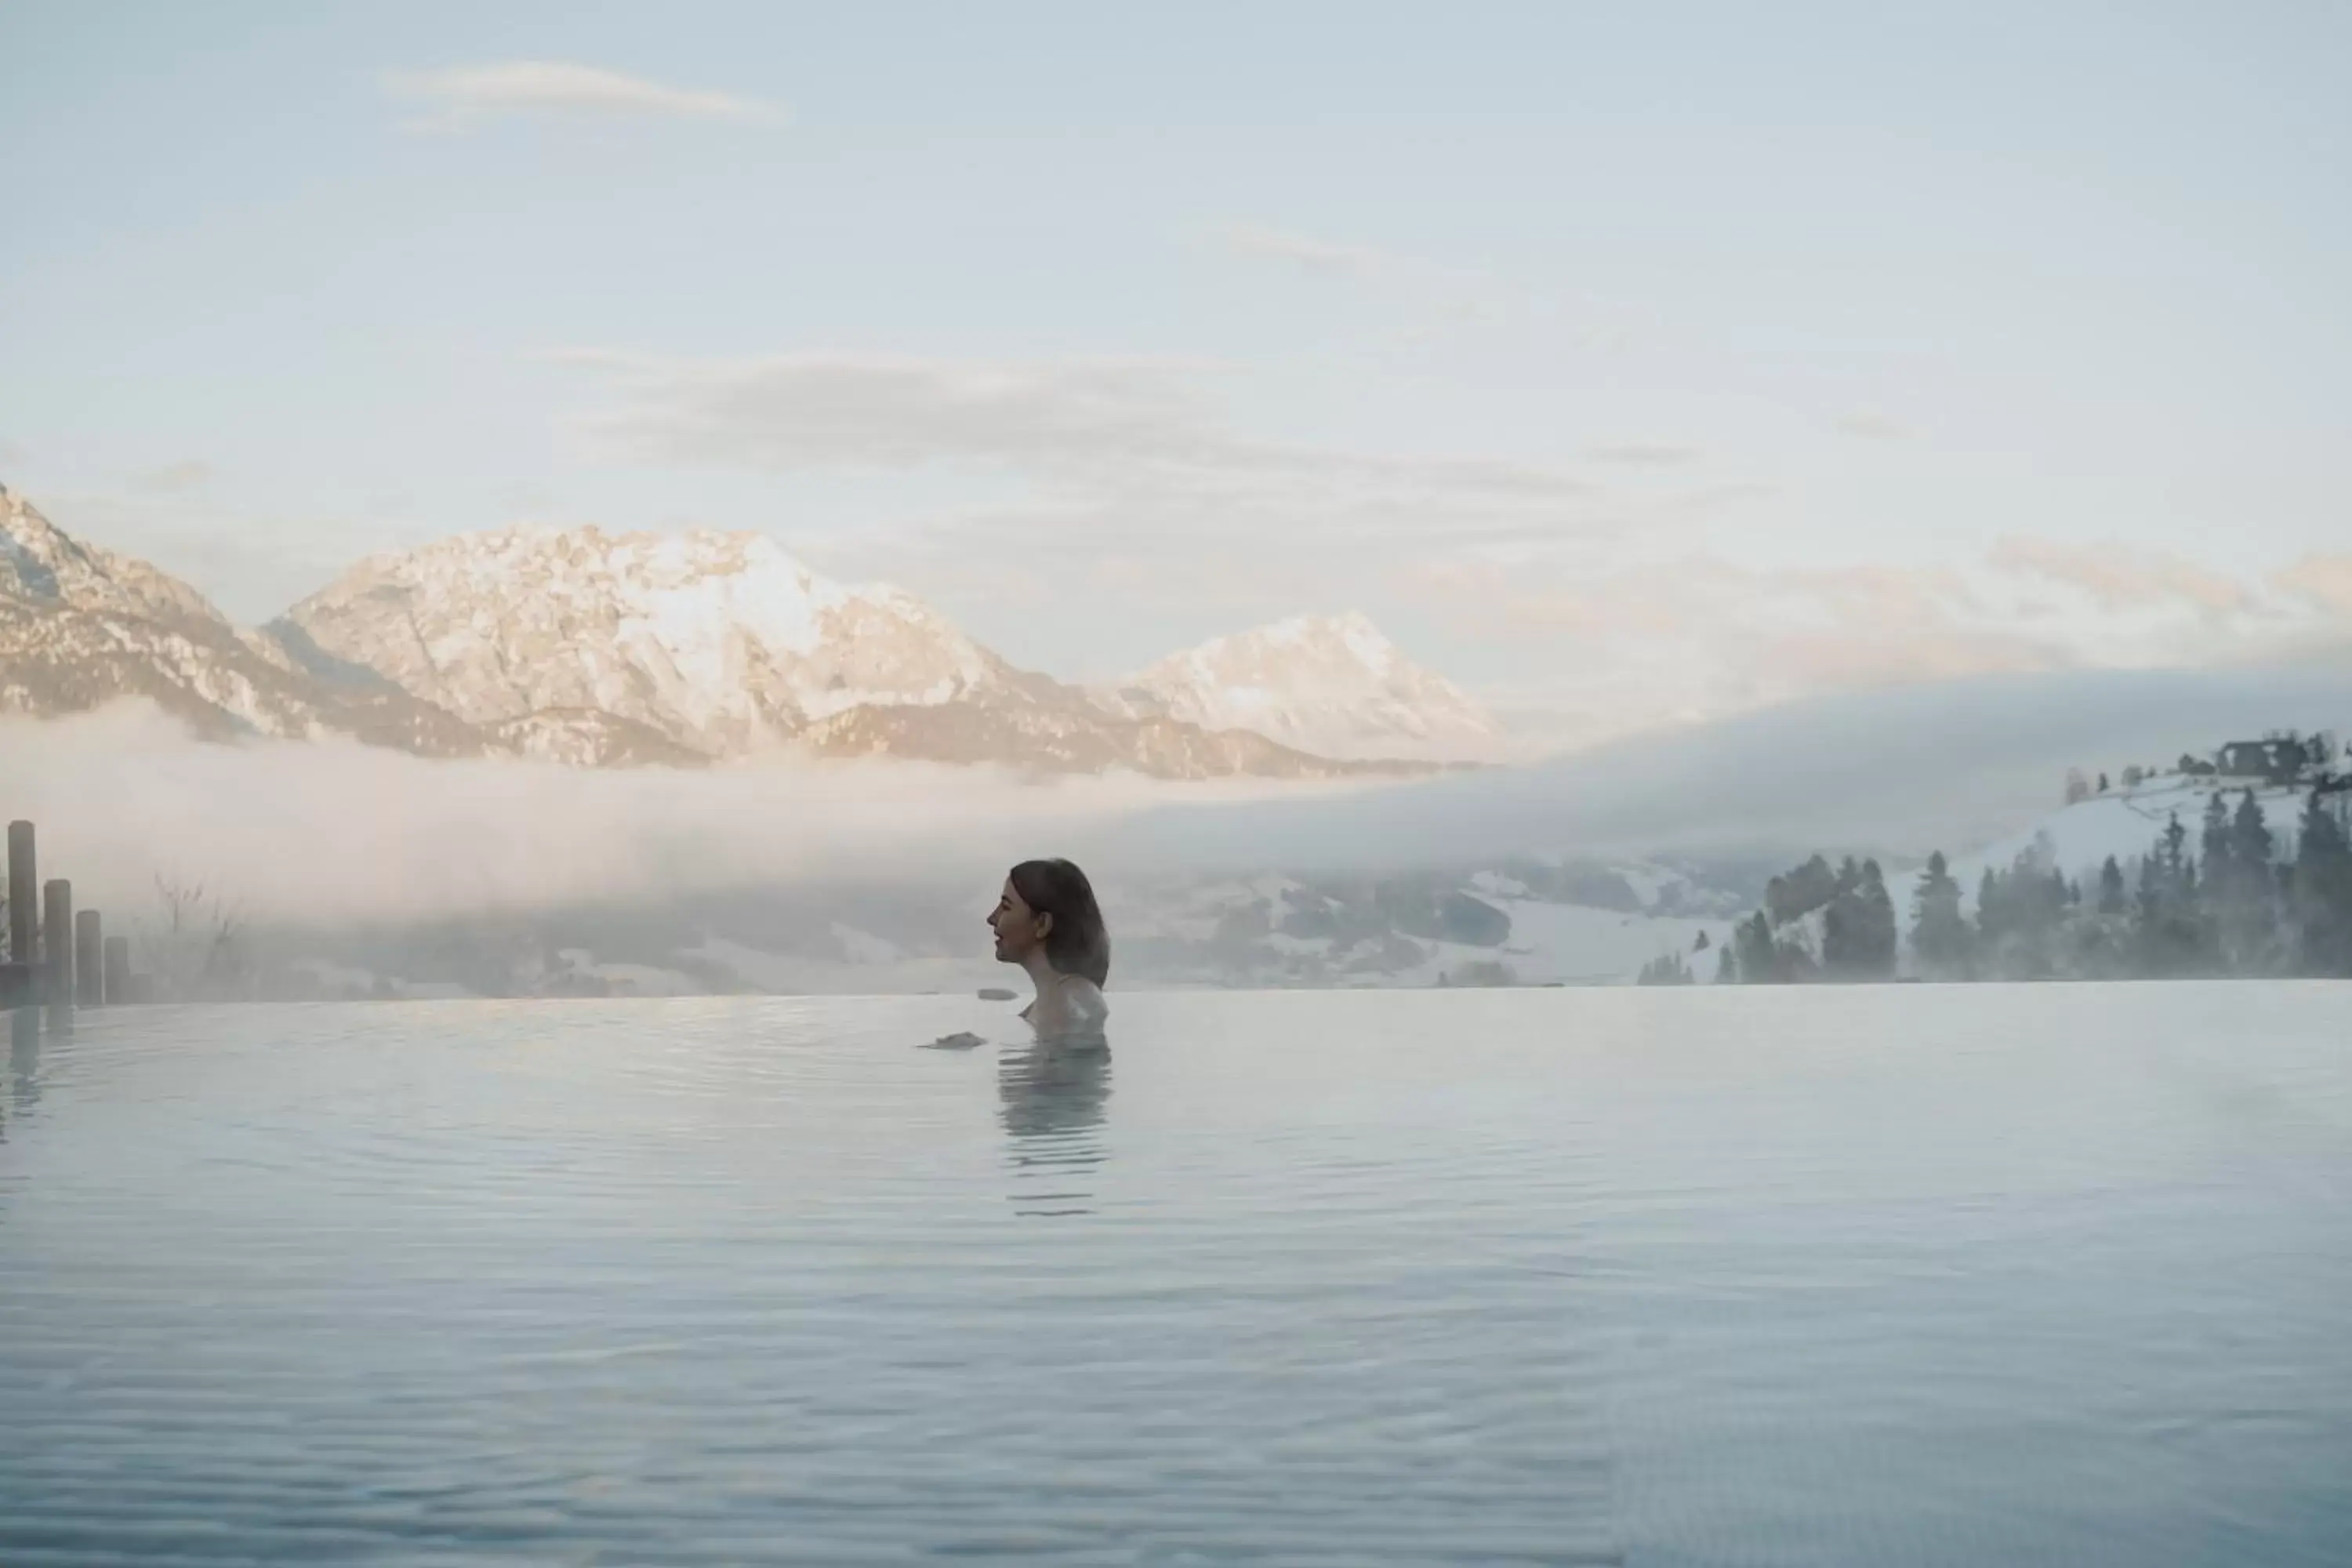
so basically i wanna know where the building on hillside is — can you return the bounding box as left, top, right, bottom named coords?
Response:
left=2215, top=730, right=2341, bottom=786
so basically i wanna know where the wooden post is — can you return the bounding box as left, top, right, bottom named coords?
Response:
left=43, top=879, right=72, bottom=1007
left=103, top=935, right=131, bottom=1007
left=76, top=909, right=103, bottom=1006
left=5, top=821, right=34, bottom=974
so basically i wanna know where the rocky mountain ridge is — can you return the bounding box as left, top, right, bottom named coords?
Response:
left=4, top=483, right=1500, bottom=779
left=1097, top=610, right=1507, bottom=763
left=2, top=484, right=498, bottom=757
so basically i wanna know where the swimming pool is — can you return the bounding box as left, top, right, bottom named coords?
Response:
left=3, top=985, right=2348, bottom=1564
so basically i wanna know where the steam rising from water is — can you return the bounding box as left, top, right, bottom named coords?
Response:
left=0, top=706, right=1305, bottom=926
left=8, top=657, right=2349, bottom=939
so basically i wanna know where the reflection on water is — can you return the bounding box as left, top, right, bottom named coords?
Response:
left=8, top=1006, right=38, bottom=1122
left=998, top=1038, right=1111, bottom=1217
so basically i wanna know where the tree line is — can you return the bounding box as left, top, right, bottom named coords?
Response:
left=1677, top=785, right=2352, bottom=983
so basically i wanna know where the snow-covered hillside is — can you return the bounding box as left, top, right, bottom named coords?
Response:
left=1946, top=775, right=2310, bottom=898
left=1097, top=612, right=1508, bottom=764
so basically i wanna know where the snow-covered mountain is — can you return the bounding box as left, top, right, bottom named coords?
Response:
left=1096, top=612, right=1507, bottom=764
left=265, top=524, right=1426, bottom=779
left=270, top=527, right=1013, bottom=757
left=1, top=483, right=492, bottom=756
left=5, top=485, right=1499, bottom=779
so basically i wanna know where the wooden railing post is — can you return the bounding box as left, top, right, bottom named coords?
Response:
left=5, top=821, right=34, bottom=977
left=77, top=909, right=103, bottom=1006
left=43, top=879, right=73, bottom=1008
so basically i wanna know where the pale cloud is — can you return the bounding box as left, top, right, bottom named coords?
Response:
left=1409, top=537, right=2352, bottom=756
left=2274, top=554, right=2352, bottom=615
left=1836, top=411, right=1907, bottom=441
left=1200, top=221, right=1393, bottom=278
left=136, top=459, right=215, bottom=493
left=562, top=350, right=1605, bottom=556
left=383, top=62, right=783, bottom=132
left=1988, top=535, right=2256, bottom=617
left=1588, top=442, right=1700, bottom=466
left=1417, top=555, right=2064, bottom=727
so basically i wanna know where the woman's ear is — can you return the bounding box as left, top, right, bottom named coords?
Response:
left=1034, top=911, right=1054, bottom=941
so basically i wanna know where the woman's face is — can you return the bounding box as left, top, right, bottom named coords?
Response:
left=989, top=878, right=1050, bottom=964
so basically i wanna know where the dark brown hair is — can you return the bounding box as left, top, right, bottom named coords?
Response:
left=1008, top=858, right=1110, bottom=986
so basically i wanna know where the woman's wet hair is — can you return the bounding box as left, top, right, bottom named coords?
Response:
left=1008, top=858, right=1110, bottom=986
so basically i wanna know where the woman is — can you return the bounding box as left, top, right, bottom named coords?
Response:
left=988, top=858, right=1110, bottom=1040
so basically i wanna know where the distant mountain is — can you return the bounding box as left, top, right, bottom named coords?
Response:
left=0, top=483, right=490, bottom=756
left=264, top=524, right=1426, bottom=779
left=5, top=485, right=1500, bottom=779
left=268, top=528, right=1009, bottom=757
left=1095, top=612, right=1506, bottom=764
left=799, top=691, right=1420, bottom=779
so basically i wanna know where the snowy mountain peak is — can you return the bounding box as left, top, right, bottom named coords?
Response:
left=274, top=524, right=1011, bottom=757
left=1254, top=612, right=1399, bottom=672
left=5, top=484, right=1481, bottom=780
left=1100, top=611, right=1507, bottom=764
left=2, top=481, right=230, bottom=630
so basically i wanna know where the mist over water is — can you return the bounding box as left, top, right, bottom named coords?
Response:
left=13, top=660, right=2348, bottom=938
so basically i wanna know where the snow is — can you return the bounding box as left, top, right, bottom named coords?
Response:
left=1946, top=776, right=2307, bottom=897
left=281, top=524, right=1005, bottom=756
left=1112, top=612, right=1507, bottom=763
left=1486, top=900, right=1730, bottom=985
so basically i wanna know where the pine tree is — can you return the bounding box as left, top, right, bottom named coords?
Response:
left=1822, top=856, right=1896, bottom=981
left=2161, top=811, right=2190, bottom=882
left=2292, top=788, right=2352, bottom=976
left=2097, top=855, right=2126, bottom=916
left=1856, top=859, right=1897, bottom=978
left=1714, top=943, right=1737, bottom=985
left=2136, top=812, right=2212, bottom=975
left=2232, top=789, right=2274, bottom=869
left=1733, top=911, right=1780, bottom=984
left=1910, top=851, right=1969, bottom=978
left=2201, top=791, right=2234, bottom=897
left=2215, top=789, right=2279, bottom=974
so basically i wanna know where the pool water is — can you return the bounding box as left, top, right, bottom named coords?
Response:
left=2, top=985, right=2349, bottom=1565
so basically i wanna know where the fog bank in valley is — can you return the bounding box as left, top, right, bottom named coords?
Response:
left=5, top=659, right=2344, bottom=996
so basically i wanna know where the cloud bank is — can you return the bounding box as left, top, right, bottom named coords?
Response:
left=1090, top=659, right=2352, bottom=877
left=0, top=706, right=1330, bottom=930
left=10, top=659, right=2346, bottom=948
left=384, top=62, right=783, bottom=132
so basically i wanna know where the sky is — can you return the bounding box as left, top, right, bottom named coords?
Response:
left=4, top=2, right=2349, bottom=750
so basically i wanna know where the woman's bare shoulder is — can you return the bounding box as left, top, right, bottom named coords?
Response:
left=1059, top=975, right=1109, bottom=1021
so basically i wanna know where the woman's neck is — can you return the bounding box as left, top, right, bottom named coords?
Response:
left=1021, top=949, right=1062, bottom=997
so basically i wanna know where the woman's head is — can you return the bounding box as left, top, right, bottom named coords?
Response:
left=989, top=858, right=1110, bottom=985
